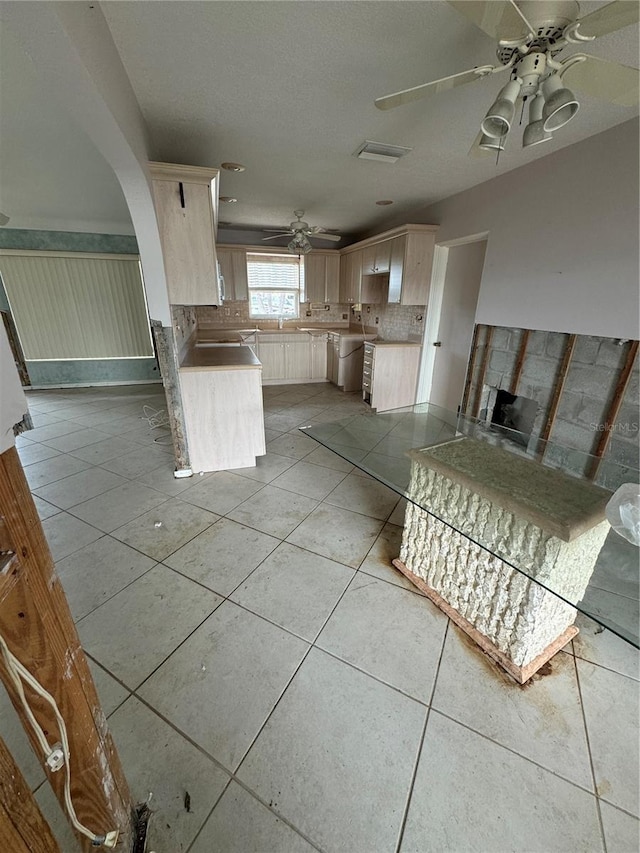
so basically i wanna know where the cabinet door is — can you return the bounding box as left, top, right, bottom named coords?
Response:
left=285, top=339, right=311, bottom=380
left=152, top=179, right=220, bottom=305
left=256, top=340, right=286, bottom=381
left=388, top=236, right=405, bottom=304
left=374, top=241, right=392, bottom=273
left=311, top=335, right=328, bottom=379
left=304, top=254, right=326, bottom=303
left=400, top=232, right=435, bottom=305
left=346, top=251, right=362, bottom=303
left=325, top=254, right=340, bottom=303
left=339, top=253, right=352, bottom=303
left=230, top=250, right=248, bottom=300
left=217, top=248, right=248, bottom=301
left=361, top=245, right=376, bottom=275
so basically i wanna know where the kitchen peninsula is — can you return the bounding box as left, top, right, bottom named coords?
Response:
left=178, top=339, right=265, bottom=472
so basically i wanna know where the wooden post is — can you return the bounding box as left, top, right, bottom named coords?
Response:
left=471, top=325, right=493, bottom=419
left=509, top=329, right=530, bottom=394
left=588, top=340, right=639, bottom=480
left=0, top=447, right=134, bottom=851
left=461, top=323, right=480, bottom=416
left=0, top=735, right=61, bottom=853
left=536, top=334, right=577, bottom=462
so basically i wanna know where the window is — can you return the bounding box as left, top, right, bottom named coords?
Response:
left=247, top=253, right=304, bottom=319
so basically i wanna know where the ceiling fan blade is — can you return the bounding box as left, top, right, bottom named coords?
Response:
left=448, top=0, right=534, bottom=43
left=262, top=234, right=290, bottom=241
left=310, top=233, right=342, bottom=242
left=375, top=65, right=495, bottom=110
left=562, top=55, right=639, bottom=107
left=263, top=228, right=293, bottom=233
left=576, top=0, right=640, bottom=38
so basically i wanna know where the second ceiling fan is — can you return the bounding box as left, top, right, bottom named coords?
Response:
left=263, top=210, right=341, bottom=254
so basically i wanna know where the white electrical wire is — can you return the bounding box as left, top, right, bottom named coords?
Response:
left=141, top=405, right=170, bottom=430
left=0, top=632, right=118, bottom=848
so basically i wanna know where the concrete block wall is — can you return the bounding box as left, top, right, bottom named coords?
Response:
left=466, top=325, right=639, bottom=490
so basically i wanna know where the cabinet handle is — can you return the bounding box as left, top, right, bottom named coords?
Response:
left=433, top=341, right=442, bottom=347
left=179, top=182, right=185, bottom=209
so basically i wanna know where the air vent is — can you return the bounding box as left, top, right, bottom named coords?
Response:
left=353, top=140, right=413, bottom=163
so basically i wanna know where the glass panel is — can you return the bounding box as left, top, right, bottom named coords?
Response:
left=300, top=402, right=639, bottom=648
left=249, top=291, right=299, bottom=318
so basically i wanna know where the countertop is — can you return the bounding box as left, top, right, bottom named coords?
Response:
left=368, top=340, right=421, bottom=347
left=179, top=344, right=262, bottom=371
left=408, top=437, right=610, bottom=542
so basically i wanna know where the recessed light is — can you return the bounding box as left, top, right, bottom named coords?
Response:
left=219, top=196, right=238, bottom=203
left=220, top=162, right=246, bottom=172
left=375, top=200, right=394, bottom=206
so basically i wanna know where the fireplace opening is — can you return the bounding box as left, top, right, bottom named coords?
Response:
left=491, top=389, right=538, bottom=447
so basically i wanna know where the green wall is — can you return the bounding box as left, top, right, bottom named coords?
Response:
left=0, top=229, right=159, bottom=386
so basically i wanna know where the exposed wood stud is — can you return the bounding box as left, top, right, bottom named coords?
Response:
left=538, top=333, right=577, bottom=457
left=509, top=329, right=530, bottom=395
left=471, top=325, right=493, bottom=419
left=461, top=323, right=480, bottom=416
left=588, top=339, right=639, bottom=480
left=0, top=735, right=61, bottom=853
left=0, top=448, right=134, bottom=852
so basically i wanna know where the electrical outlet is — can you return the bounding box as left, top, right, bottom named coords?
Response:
left=223, top=307, right=230, bottom=316
left=342, top=313, right=348, bottom=320
left=375, top=317, right=379, bottom=324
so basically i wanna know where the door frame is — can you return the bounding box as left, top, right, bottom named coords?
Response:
left=416, top=231, right=489, bottom=404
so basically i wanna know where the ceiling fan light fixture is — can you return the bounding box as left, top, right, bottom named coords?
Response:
left=542, top=73, right=579, bottom=131
left=480, top=79, right=522, bottom=138
left=523, top=93, right=553, bottom=148
left=220, top=162, right=246, bottom=172
left=478, top=132, right=506, bottom=152
left=288, top=234, right=312, bottom=255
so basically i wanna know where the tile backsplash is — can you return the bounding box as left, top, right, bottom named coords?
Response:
left=354, top=303, right=425, bottom=341
left=196, top=300, right=425, bottom=341
left=196, top=302, right=351, bottom=328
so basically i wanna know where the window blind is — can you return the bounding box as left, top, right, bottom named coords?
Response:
left=0, top=252, right=153, bottom=360
left=246, top=253, right=304, bottom=290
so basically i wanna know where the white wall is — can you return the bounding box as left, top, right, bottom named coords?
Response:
left=403, top=120, right=639, bottom=340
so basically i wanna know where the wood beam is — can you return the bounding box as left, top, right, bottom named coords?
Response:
left=471, top=325, right=493, bottom=419
left=538, top=334, right=577, bottom=457
left=509, top=329, right=530, bottom=395
left=588, top=339, right=639, bottom=480
left=461, top=323, right=480, bottom=416
left=0, top=447, right=134, bottom=851
left=0, top=735, right=61, bottom=853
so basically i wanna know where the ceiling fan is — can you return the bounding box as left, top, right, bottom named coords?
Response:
left=375, top=0, right=639, bottom=155
left=262, top=210, right=341, bottom=254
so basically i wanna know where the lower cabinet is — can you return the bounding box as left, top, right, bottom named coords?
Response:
left=255, top=333, right=327, bottom=384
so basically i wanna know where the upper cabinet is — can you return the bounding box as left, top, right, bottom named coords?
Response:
left=149, top=162, right=221, bottom=306
left=339, top=249, right=362, bottom=304
left=361, top=241, right=391, bottom=275
left=305, top=252, right=340, bottom=303
left=387, top=228, right=437, bottom=305
left=217, top=246, right=248, bottom=301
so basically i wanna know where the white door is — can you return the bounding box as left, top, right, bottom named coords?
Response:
left=421, top=239, right=487, bottom=412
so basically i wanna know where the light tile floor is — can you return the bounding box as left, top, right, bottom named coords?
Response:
left=3, top=381, right=639, bottom=852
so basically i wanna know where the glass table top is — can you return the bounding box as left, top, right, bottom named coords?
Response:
left=300, top=402, right=639, bottom=649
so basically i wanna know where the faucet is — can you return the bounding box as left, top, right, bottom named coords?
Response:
left=278, top=317, right=284, bottom=330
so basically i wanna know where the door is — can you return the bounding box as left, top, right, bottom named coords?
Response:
left=425, top=240, right=487, bottom=411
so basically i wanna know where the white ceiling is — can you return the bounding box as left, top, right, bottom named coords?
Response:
left=1, top=1, right=638, bottom=240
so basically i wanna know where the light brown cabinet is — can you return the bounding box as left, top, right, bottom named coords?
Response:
left=217, top=246, right=248, bottom=301
left=304, top=252, right=340, bottom=304
left=149, top=162, right=221, bottom=306
left=387, top=230, right=436, bottom=305
left=362, top=341, right=421, bottom=411
left=339, top=250, right=362, bottom=304
left=361, top=241, right=391, bottom=275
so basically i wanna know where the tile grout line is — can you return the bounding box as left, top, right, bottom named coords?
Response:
left=572, top=654, right=608, bottom=852
left=394, top=620, right=450, bottom=853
